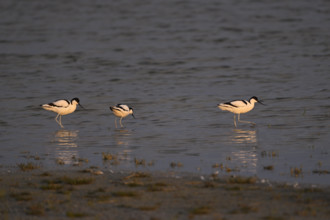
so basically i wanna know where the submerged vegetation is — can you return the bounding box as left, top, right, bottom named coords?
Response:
left=17, top=162, right=40, bottom=171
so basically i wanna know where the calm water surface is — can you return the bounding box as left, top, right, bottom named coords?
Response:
left=1, top=0, right=330, bottom=185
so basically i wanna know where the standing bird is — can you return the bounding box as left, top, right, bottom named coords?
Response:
left=41, top=98, right=83, bottom=128
left=109, top=104, right=135, bottom=128
left=217, top=96, right=264, bottom=127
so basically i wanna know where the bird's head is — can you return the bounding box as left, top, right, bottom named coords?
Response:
left=129, top=107, right=135, bottom=118
left=250, top=96, right=265, bottom=105
left=71, top=98, right=84, bottom=108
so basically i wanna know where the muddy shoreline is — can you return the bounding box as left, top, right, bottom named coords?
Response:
left=1, top=167, right=330, bottom=220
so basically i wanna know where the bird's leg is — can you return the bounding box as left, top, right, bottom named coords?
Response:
left=119, top=117, right=123, bottom=127
left=55, top=114, right=59, bottom=124
left=238, top=114, right=256, bottom=126
left=114, top=118, right=117, bottom=128
left=59, top=115, right=64, bottom=128
left=55, top=114, right=64, bottom=128
left=234, top=114, right=237, bottom=128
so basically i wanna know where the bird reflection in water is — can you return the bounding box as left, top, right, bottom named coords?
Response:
left=53, top=129, right=79, bottom=165
left=113, top=129, right=132, bottom=147
left=110, top=129, right=133, bottom=163
left=230, top=129, right=257, bottom=144
left=225, top=128, right=258, bottom=174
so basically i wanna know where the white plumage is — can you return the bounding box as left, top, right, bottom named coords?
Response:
left=217, top=96, right=264, bottom=127
left=109, top=104, right=135, bottom=128
left=41, top=98, right=83, bottom=128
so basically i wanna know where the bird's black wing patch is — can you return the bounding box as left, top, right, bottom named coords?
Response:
left=48, top=103, right=57, bottom=107
left=224, top=102, right=238, bottom=108
left=116, top=104, right=128, bottom=111
left=49, top=99, right=70, bottom=107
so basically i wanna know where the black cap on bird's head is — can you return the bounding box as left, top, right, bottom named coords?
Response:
left=250, top=96, right=265, bottom=105
left=71, top=97, right=84, bottom=108
left=71, top=98, right=80, bottom=103
left=129, top=107, right=135, bottom=119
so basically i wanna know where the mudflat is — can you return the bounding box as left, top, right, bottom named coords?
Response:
left=1, top=168, right=330, bottom=220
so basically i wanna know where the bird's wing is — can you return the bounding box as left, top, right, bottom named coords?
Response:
left=110, top=106, right=120, bottom=111
left=111, top=106, right=124, bottom=112
left=50, top=99, right=70, bottom=108
left=221, top=100, right=247, bottom=108
left=116, top=104, right=129, bottom=111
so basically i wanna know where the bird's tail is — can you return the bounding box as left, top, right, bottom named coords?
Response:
left=217, top=103, right=228, bottom=111
left=41, top=104, right=52, bottom=110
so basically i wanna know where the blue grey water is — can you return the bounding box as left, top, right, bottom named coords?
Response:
left=1, top=0, right=330, bottom=185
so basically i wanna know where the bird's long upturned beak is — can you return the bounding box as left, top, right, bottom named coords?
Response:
left=132, top=114, right=135, bottom=119
left=258, top=100, right=265, bottom=105
left=79, top=103, right=85, bottom=109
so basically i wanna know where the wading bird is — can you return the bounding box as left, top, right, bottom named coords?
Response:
left=109, top=104, right=135, bottom=128
left=217, top=96, right=264, bottom=127
left=41, top=98, right=83, bottom=128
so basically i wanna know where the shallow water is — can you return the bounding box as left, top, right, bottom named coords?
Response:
left=1, top=0, right=330, bottom=185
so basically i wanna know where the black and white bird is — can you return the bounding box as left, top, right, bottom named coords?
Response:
left=217, top=96, right=264, bottom=127
left=109, top=104, right=135, bottom=128
left=41, top=98, right=83, bottom=128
